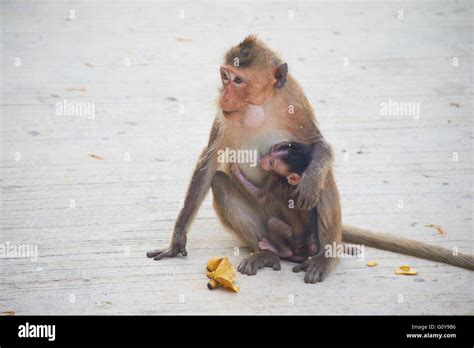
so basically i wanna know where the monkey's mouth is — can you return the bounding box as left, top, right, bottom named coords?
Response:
left=222, top=110, right=239, bottom=116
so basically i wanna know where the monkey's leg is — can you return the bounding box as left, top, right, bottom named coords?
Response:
left=292, top=180, right=342, bottom=283
left=211, top=171, right=281, bottom=275
left=265, top=217, right=294, bottom=258
left=267, top=217, right=294, bottom=239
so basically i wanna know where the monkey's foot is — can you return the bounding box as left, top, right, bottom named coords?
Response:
left=258, top=239, right=275, bottom=253
left=238, top=251, right=281, bottom=276
left=292, top=257, right=328, bottom=284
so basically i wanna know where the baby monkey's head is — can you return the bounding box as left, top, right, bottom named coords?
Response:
left=259, top=141, right=312, bottom=185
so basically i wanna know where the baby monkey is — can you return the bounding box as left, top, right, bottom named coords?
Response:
left=230, top=141, right=321, bottom=262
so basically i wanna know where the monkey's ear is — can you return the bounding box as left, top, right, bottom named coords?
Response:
left=287, top=173, right=301, bottom=186
left=274, top=63, right=288, bottom=88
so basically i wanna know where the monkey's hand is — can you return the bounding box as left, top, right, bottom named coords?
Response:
left=229, top=163, right=242, bottom=177
left=292, top=172, right=321, bottom=210
left=146, top=234, right=187, bottom=260
left=292, top=256, right=328, bottom=283
left=256, top=187, right=270, bottom=205
left=257, top=194, right=268, bottom=205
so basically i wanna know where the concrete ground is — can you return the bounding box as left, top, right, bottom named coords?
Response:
left=0, top=0, right=473, bottom=314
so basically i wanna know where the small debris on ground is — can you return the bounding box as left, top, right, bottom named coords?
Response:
left=88, top=154, right=104, bottom=160
left=67, top=87, right=87, bottom=92
left=425, top=224, right=446, bottom=235
left=395, top=265, right=417, bottom=275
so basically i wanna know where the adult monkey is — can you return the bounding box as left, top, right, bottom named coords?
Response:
left=147, top=35, right=474, bottom=283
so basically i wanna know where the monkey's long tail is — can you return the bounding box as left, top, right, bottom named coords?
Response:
left=342, top=225, right=474, bottom=271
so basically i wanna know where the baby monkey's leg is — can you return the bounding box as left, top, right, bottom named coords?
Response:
left=258, top=217, right=294, bottom=258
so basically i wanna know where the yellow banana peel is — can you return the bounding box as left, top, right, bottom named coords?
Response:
left=206, top=257, right=240, bottom=292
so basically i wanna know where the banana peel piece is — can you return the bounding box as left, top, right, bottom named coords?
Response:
left=395, top=265, right=417, bottom=275
left=206, top=257, right=240, bottom=292
left=207, top=279, right=221, bottom=290
left=206, top=257, right=223, bottom=272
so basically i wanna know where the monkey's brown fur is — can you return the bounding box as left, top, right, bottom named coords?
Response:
left=343, top=225, right=474, bottom=270
left=147, top=35, right=474, bottom=283
left=230, top=161, right=320, bottom=263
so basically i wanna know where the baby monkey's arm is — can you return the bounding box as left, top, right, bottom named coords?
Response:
left=230, top=164, right=275, bottom=204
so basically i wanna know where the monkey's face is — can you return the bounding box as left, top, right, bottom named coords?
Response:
left=259, top=148, right=302, bottom=186
left=259, top=151, right=288, bottom=175
left=219, top=65, right=276, bottom=128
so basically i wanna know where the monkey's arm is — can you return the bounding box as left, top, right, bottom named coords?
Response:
left=293, top=140, right=333, bottom=210
left=147, top=123, right=219, bottom=260
left=230, top=164, right=274, bottom=204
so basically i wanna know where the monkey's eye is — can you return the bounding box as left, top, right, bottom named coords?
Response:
left=270, top=159, right=274, bottom=167
left=234, top=76, right=243, bottom=84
